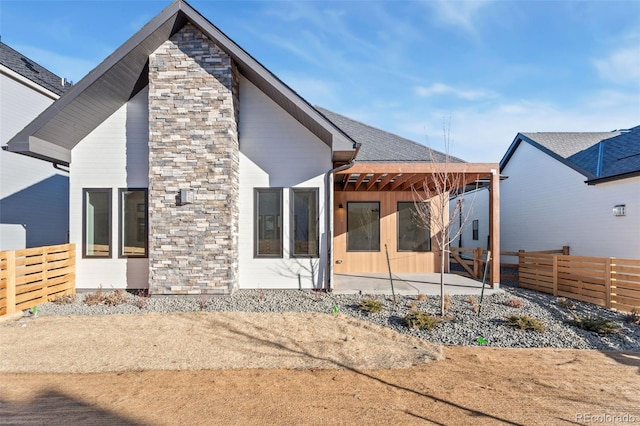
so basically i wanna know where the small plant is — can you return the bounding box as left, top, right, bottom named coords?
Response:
left=359, top=298, right=384, bottom=314
left=505, top=315, right=545, bottom=332
left=625, top=309, right=640, bottom=326
left=198, top=296, right=209, bottom=311
left=133, top=290, right=149, bottom=309
left=504, top=298, right=524, bottom=309
left=571, top=315, right=619, bottom=334
left=416, top=294, right=427, bottom=302
left=468, top=296, right=477, bottom=305
left=443, top=294, right=452, bottom=311
left=407, top=300, right=417, bottom=310
left=558, top=297, right=575, bottom=310
left=471, top=304, right=479, bottom=314
left=404, top=310, right=441, bottom=331
left=51, top=293, right=76, bottom=305
left=104, top=289, right=128, bottom=306
left=84, top=287, right=105, bottom=306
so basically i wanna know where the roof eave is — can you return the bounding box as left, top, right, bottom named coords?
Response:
left=586, top=170, right=640, bottom=185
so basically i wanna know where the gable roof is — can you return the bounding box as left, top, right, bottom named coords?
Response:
left=500, top=127, right=640, bottom=184
left=6, top=0, right=356, bottom=166
left=0, top=41, right=71, bottom=96
left=316, top=107, right=465, bottom=163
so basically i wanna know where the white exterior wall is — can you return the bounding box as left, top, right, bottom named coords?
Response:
left=69, top=88, right=149, bottom=289
left=0, top=73, right=68, bottom=250
left=238, top=76, right=332, bottom=289
left=501, top=142, right=640, bottom=258
left=450, top=188, right=491, bottom=253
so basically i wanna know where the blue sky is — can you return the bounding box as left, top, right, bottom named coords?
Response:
left=1, top=0, right=639, bottom=162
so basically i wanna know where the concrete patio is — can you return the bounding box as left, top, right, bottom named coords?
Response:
left=332, top=273, right=503, bottom=296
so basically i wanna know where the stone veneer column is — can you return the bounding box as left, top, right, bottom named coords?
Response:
left=148, top=23, right=239, bottom=295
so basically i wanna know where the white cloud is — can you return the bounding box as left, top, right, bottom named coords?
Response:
left=415, top=83, right=498, bottom=100
left=427, top=0, right=493, bottom=35
left=593, top=46, right=640, bottom=85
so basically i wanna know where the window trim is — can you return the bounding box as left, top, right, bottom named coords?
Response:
left=290, top=188, right=319, bottom=258
left=396, top=201, right=431, bottom=252
left=82, top=188, right=112, bottom=259
left=118, top=188, right=149, bottom=259
left=346, top=201, right=381, bottom=252
left=472, top=219, right=479, bottom=241
left=254, top=188, right=283, bottom=258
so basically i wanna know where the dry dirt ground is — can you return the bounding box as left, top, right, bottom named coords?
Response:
left=1, top=312, right=639, bottom=425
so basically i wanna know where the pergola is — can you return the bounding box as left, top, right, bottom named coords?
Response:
left=335, top=162, right=501, bottom=287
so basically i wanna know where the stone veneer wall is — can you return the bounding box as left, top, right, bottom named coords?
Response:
left=148, top=23, right=240, bottom=295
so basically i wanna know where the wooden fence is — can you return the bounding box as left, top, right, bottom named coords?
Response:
left=0, top=244, right=76, bottom=316
left=450, top=246, right=569, bottom=281
left=519, top=252, right=640, bottom=313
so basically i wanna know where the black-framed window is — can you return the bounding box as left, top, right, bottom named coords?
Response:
left=347, top=202, right=380, bottom=251
left=119, top=188, right=148, bottom=258
left=255, top=188, right=283, bottom=257
left=83, top=188, right=112, bottom=258
left=397, top=202, right=431, bottom=252
left=291, top=188, right=319, bottom=257
left=472, top=219, right=479, bottom=240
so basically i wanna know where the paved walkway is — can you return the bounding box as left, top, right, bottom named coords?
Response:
left=333, top=273, right=503, bottom=296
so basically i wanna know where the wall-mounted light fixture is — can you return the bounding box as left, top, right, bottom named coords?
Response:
left=613, top=204, right=626, bottom=217
left=338, top=203, right=344, bottom=209
left=178, top=189, right=194, bottom=206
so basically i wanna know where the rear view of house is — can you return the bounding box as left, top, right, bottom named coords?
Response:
left=7, top=0, right=500, bottom=294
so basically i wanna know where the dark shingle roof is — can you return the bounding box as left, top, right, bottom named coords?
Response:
left=0, top=42, right=71, bottom=96
left=316, top=107, right=465, bottom=163
left=504, top=127, right=640, bottom=182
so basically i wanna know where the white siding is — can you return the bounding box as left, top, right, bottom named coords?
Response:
left=70, top=88, right=149, bottom=289
left=450, top=188, right=490, bottom=252
left=0, top=73, right=68, bottom=250
left=239, top=76, right=332, bottom=289
left=501, top=142, right=640, bottom=258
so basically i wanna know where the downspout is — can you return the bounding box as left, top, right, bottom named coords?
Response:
left=324, top=143, right=361, bottom=291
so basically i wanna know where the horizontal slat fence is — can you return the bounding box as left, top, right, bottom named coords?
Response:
left=0, top=244, right=76, bottom=316
left=519, top=252, right=640, bottom=313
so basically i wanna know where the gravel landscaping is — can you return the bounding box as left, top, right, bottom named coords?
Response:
left=32, top=283, right=640, bottom=352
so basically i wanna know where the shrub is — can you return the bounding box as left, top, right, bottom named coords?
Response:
left=404, top=310, right=441, bottom=331
left=133, top=289, right=149, bottom=309
left=504, top=298, right=524, bottom=309
left=505, top=315, right=545, bottom=332
left=104, top=289, right=128, bottom=306
left=571, top=315, right=619, bottom=334
left=83, top=287, right=128, bottom=307
left=468, top=296, right=477, bottom=305
left=416, top=294, right=427, bottom=302
left=51, top=293, right=76, bottom=305
left=557, top=297, right=575, bottom=310
left=625, top=309, right=640, bottom=326
left=84, top=287, right=105, bottom=306
left=359, top=298, right=384, bottom=314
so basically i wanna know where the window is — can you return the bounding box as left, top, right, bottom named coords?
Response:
left=472, top=219, right=479, bottom=240
left=119, top=189, right=148, bottom=258
left=83, top=189, right=112, bottom=258
left=347, top=202, right=380, bottom=251
left=291, top=188, right=319, bottom=257
left=255, top=188, right=282, bottom=257
left=397, top=202, right=430, bottom=251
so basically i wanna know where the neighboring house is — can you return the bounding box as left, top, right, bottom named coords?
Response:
left=454, top=127, right=640, bottom=259
left=7, top=0, right=501, bottom=293
left=0, top=42, right=72, bottom=250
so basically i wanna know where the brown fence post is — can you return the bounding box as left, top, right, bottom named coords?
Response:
left=6, top=251, right=16, bottom=314
left=605, top=258, right=612, bottom=309
left=562, top=246, right=570, bottom=255
left=552, top=255, right=558, bottom=297
left=40, top=246, right=49, bottom=302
